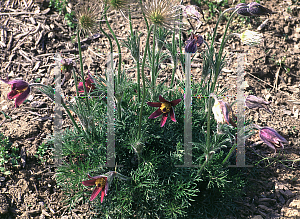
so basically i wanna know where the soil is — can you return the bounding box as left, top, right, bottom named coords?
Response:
left=0, top=0, right=300, bottom=218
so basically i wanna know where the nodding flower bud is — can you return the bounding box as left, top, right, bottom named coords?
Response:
left=248, top=2, right=276, bottom=16
left=236, top=3, right=252, bottom=17
left=184, top=33, right=203, bottom=53
left=245, top=95, right=272, bottom=114
left=259, top=127, right=288, bottom=154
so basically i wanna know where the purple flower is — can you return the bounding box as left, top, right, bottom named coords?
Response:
left=236, top=2, right=275, bottom=17
left=259, top=127, right=288, bottom=154
left=1, top=79, right=30, bottom=108
left=185, top=33, right=203, bottom=53
left=245, top=95, right=272, bottom=114
left=147, top=95, right=181, bottom=127
left=248, top=2, right=275, bottom=16
left=236, top=3, right=252, bottom=17
left=78, top=74, right=96, bottom=93
left=82, top=171, right=117, bottom=202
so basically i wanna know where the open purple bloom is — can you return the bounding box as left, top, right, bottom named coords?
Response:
left=1, top=79, right=30, bottom=108
left=78, top=74, right=96, bottom=93
left=82, top=171, right=117, bottom=202
left=245, top=95, right=272, bottom=114
left=248, top=2, right=275, bottom=16
left=185, top=33, right=203, bottom=53
left=147, top=95, right=181, bottom=127
left=259, top=127, right=288, bottom=154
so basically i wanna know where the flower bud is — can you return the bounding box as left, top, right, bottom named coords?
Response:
left=248, top=2, right=275, bottom=16
left=245, top=95, right=272, bottom=114
left=259, top=127, right=288, bottom=154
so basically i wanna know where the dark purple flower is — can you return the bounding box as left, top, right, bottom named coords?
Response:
left=236, top=3, right=252, bottom=17
left=147, top=95, right=181, bottom=127
left=248, top=2, right=275, bottom=16
left=1, top=79, right=30, bottom=108
left=185, top=33, right=203, bottom=53
left=82, top=171, right=119, bottom=202
left=259, top=127, right=288, bottom=154
left=245, top=95, right=272, bottom=114
left=78, top=74, right=96, bottom=93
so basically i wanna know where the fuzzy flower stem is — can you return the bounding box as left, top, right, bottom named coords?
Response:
left=222, top=143, right=236, bottom=165
left=138, top=25, right=154, bottom=139
left=77, top=29, right=91, bottom=115
left=198, top=159, right=208, bottom=176
left=104, top=9, right=122, bottom=120
left=30, top=83, right=81, bottom=133
left=170, top=30, right=177, bottom=88
left=77, top=30, right=87, bottom=97
left=100, top=6, right=113, bottom=54
left=104, top=9, right=122, bottom=86
left=151, top=25, right=157, bottom=97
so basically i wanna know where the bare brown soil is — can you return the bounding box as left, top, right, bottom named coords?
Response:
left=0, top=0, right=300, bottom=218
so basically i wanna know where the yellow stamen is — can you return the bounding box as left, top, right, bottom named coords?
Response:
left=160, top=102, right=171, bottom=113
left=16, top=87, right=28, bottom=93
left=95, top=178, right=106, bottom=188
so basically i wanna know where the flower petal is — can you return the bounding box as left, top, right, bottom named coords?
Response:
left=7, top=90, right=21, bottom=100
left=170, top=98, right=181, bottom=106
left=78, top=82, right=84, bottom=92
left=100, top=189, right=105, bottom=203
left=147, top=102, right=161, bottom=107
left=149, top=109, right=163, bottom=119
left=160, top=113, right=168, bottom=127
left=82, top=179, right=96, bottom=186
left=159, top=95, right=168, bottom=103
left=15, top=87, right=30, bottom=108
left=170, top=107, right=176, bottom=122
left=90, top=187, right=101, bottom=201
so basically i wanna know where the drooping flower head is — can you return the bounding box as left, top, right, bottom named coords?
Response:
left=259, top=127, right=288, bottom=154
left=236, top=2, right=275, bottom=17
left=239, top=30, right=263, bottom=46
left=60, top=58, right=74, bottom=72
left=236, top=3, right=252, bottom=17
left=185, top=33, right=203, bottom=53
left=141, top=0, right=181, bottom=29
left=248, top=2, right=275, bottom=16
left=82, top=171, right=130, bottom=202
left=147, top=95, right=181, bottom=127
left=211, top=94, right=236, bottom=127
left=78, top=74, right=96, bottom=93
left=1, top=79, right=30, bottom=108
left=245, top=95, right=272, bottom=114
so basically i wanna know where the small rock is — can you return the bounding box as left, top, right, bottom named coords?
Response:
left=258, top=204, right=273, bottom=212
left=284, top=26, right=290, bottom=34
left=280, top=189, right=295, bottom=199
left=31, top=101, right=47, bottom=108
